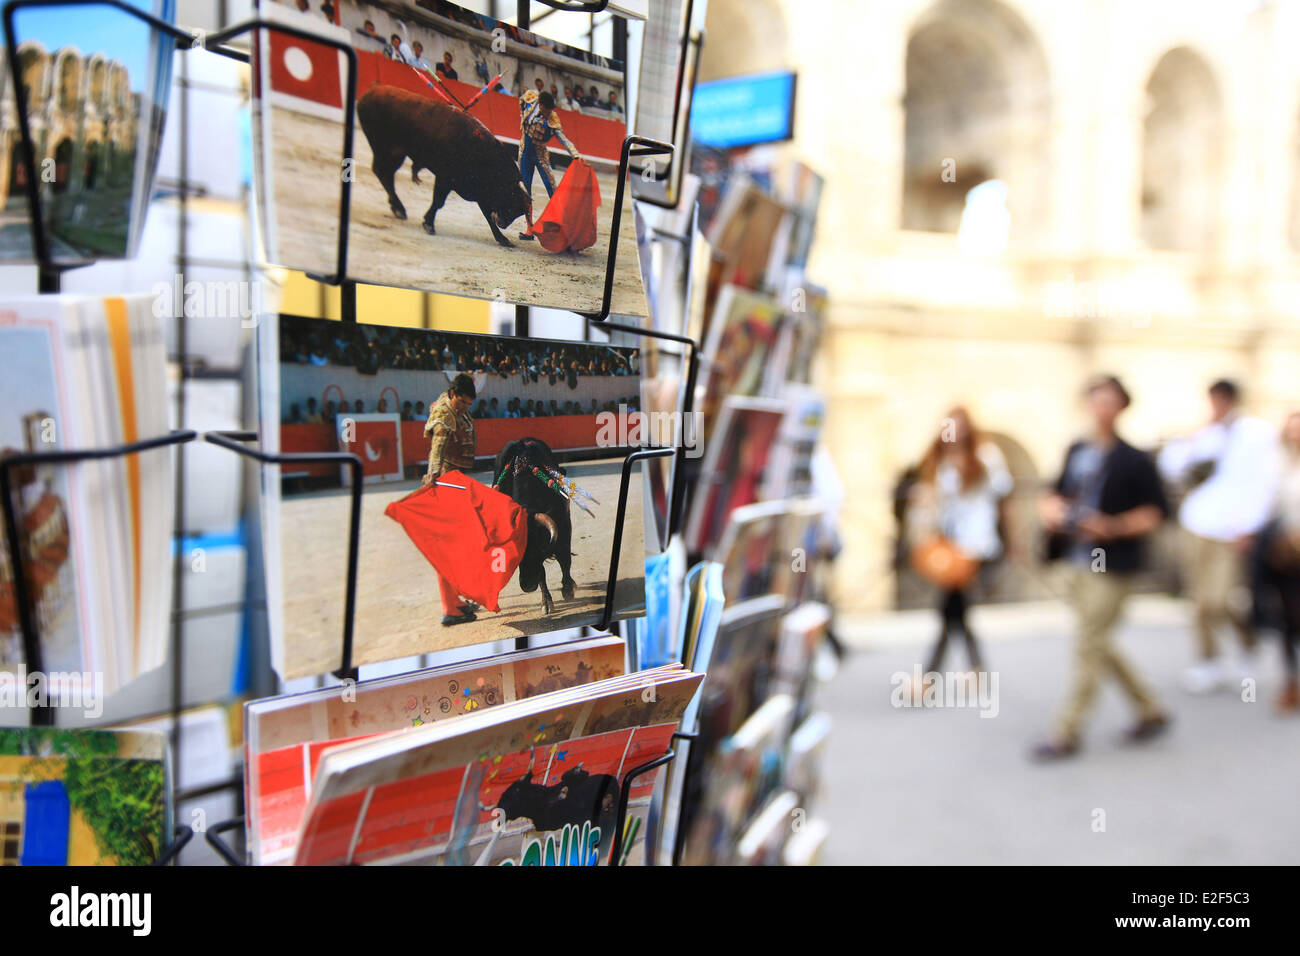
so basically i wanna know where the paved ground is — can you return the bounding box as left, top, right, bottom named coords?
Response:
left=819, top=596, right=1300, bottom=865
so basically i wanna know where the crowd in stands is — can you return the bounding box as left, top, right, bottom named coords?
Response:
left=281, top=319, right=636, bottom=382
left=279, top=317, right=641, bottom=427
left=283, top=393, right=640, bottom=425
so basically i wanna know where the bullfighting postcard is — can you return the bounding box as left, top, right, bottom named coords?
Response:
left=252, top=0, right=647, bottom=315
left=0, top=0, right=176, bottom=263
left=288, top=665, right=702, bottom=866
left=258, top=314, right=648, bottom=679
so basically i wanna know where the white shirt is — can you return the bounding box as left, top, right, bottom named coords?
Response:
left=1157, top=414, right=1279, bottom=541
left=935, top=442, right=1013, bottom=561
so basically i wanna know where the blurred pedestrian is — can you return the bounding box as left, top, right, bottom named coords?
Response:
left=1251, top=412, right=1300, bottom=713
left=1157, top=380, right=1279, bottom=693
left=907, top=407, right=1014, bottom=680
left=1033, top=375, right=1171, bottom=760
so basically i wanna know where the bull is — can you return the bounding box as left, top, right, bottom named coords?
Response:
left=356, top=84, right=531, bottom=247
left=490, top=747, right=619, bottom=842
left=494, top=437, right=576, bottom=615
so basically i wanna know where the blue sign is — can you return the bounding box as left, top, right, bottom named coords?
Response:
left=691, top=71, right=797, bottom=149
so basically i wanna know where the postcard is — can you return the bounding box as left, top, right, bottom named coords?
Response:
left=684, top=396, right=786, bottom=558
left=260, top=313, right=647, bottom=678
left=0, top=1, right=175, bottom=263
left=244, top=635, right=626, bottom=865
left=253, top=0, right=646, bottom=314
left=0, top=727, right=169, bottom=865
left=698, top=285, right=784, bottom=445
left=289, top=665, right=702, bottom=865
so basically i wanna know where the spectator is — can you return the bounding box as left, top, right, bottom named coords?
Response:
left=1158, top=380, right=1280, bottom=693
left=435, top=51, right=458, bottom=80
left=1252, top=412, right=1300, bottom=713
left=1033, top=375, right=1171, bottom=761
left=356, top=20, right=387, bottom=50
left=907, top=408, right=1014, bottom=682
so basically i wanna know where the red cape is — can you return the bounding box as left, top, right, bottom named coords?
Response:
left=383, top=472, right=528, bottom=613
left=528, top=159, right=601, bottom=252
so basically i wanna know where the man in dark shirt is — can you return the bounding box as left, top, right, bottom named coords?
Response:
left=1033, top=375, right=1171, bottom=760
left=435, top=51, right=458, bottom=81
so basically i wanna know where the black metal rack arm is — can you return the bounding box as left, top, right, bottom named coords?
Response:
left=200, top=18, right=360, bottom=288
left=597, top=445, right=674, bottom=632
left=204, top=815, right=246, bottom=866
left=578, top=135, right=674, bottom=323
left=202, top=430, right=364, bottom=680
left=0, top=429, right=199, bottom=725
left=152, top=825, right=195, bottom=866
left=607, top=747, right=675, bottom=865
left=588, top=320, right=700, bottom=538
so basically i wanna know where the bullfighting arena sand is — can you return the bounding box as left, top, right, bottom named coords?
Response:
left=267, top=107, right=648, bottom=316
left=278, top=458, right=645, bottom=678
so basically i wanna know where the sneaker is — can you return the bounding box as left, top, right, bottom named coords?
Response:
left=1123, top=713, right=1171, bottom=744
left=1182, top=660, right=1224, bottom=694
left=1030, top=738, right=1080, bottom=762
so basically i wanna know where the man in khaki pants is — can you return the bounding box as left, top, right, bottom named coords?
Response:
left=1158, top=380, right=1279, bottom=693
left=1034, top=376, right=1171, bottom=760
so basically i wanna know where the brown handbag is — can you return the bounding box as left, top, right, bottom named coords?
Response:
left=910, top=534, right=980, bottom=591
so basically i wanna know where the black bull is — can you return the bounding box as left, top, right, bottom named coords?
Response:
left=494, top=438, right=575, bottom=615
left=493, top=753, right=620, bottom=843
left=356, top=84, right=531, bottom=247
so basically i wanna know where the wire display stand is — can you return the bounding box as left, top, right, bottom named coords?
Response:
left=2, top=0, right=705, bottom=866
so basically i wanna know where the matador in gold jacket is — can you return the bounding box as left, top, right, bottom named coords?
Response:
left=422, top=373, right=479, bottom=626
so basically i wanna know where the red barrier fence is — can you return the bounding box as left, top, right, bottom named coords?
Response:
left=356, top=51, right=627, bottom=164
left=267, top=29, right=626, bottom=165
left=280, top=415, right=611, bottom=479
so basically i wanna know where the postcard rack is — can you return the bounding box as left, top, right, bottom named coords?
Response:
left=3, top=0, right=710, bottom=867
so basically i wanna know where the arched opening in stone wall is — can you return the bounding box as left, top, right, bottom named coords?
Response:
left=902, top=0, right=1051, bottom=243
left=7, top=143, right=28, bottom=199
left=51, top=138, right=72, bottom=194
left=57, top=55, right=76, bottom=112
left=82, top=140, right=99, bottom=190
left=1140, top=47, right=1224, bottom=254
left=18, top=45, right=47, bottom=111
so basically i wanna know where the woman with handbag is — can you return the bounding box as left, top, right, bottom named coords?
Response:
left=907, top=408, right=1014, bottom=679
